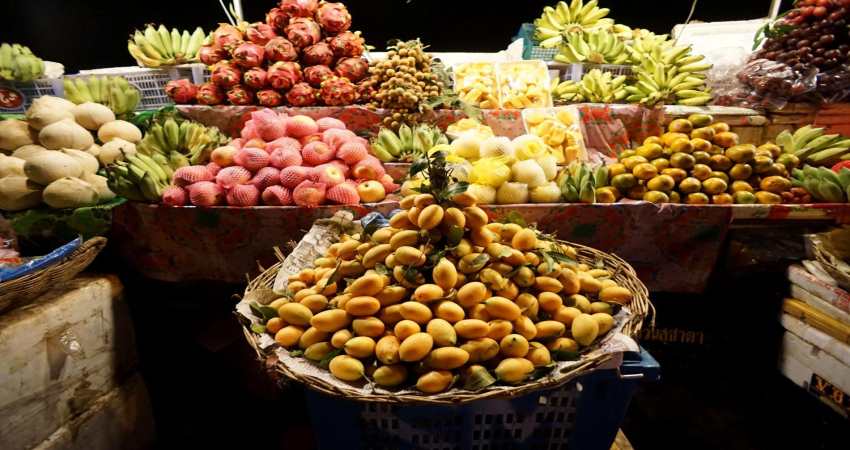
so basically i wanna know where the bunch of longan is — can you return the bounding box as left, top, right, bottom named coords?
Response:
left=367, top=40, right=445, bottom=131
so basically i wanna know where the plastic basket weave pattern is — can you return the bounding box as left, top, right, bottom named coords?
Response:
left=306, top=351, right=659, bottom=450
left=515, top=24, right=559, bottom=61
left=0, top=79, right=60, bottom=114
left=566, top=63, right=633, bottom=82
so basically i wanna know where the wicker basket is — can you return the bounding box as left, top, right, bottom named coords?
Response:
left=241, top=238, right=653, bottom=406
left=0, top=237, right=107, bottom=314
left=812, top=242, right=850, bottom=291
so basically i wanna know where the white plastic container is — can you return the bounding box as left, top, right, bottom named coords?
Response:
left=495, top=60, right=552, bottom=109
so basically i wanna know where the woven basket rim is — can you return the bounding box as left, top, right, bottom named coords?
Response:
left=0, top=237, right=107, bottom=313
left=240, top=238, right=653, bottom=406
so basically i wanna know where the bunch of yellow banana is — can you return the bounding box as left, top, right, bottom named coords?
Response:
left=625, top=56, right=712, bottom=107
left=554, top=30, right=629, bottom=65
left=534, top=1, right=614, bottom=48
left=63, top=75, right=141, bottom=115
left=0, top=43, right=45, bottom=82
left=135, top=118, right=228, bottom=166
left=577, top=69, right=628, bottom=103
left=454, top=63, right=500, bottom=110
left=127, top=24, right=207, bottom=67
left=625, top=32, right=675, bottom=63
left=551, top=79, right=584, bottom=103
left=104, top=153, right=177, bottom=202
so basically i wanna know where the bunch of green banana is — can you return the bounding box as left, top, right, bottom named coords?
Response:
left=551, top=79, right=584, bottom=103
left=0, top=43, right=45, bottom=82
left=534, top=1, right=614, bottom=48
left=104, top=152, right=177, bottom=202
left=127, top=24, right=207, bottom=67
left=576, top=69, right=628, bottom=103
left=626, top=56, right=712, bottom=107
left=135, top=118, right=228, bottom=166
left=554, top=30, right=629, bottom=65
left=371, top=123, right=448, bottom=162
left=556, top=160, right=605, bottom=203
left=775, top=126, right=850, bottom=166
left=790, top=165, right=850, bottom=203
left=63, top=75, right=141, bottom=115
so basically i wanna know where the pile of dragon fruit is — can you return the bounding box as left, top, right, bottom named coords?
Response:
left=160, top=109, right=396, bottom=207
left=165, top=0, right=371, bottom=107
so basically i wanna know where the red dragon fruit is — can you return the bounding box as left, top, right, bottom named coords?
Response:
left=303, top=42, right=335, bottom=67
left=355, top=79, right=375, bottom=103
left=264, top=37, right=300, bottom=63
left=211, top=61, right=243, bottom=88
left=319, top=77, right=358, bottom=106
left=257, top=89, right=284, bottom=107
left=304, top=65, right=334, bottom=87
left=246, top=23, right=278, bottom=46
left=286, top=82, right=317, bottom=106
left=243, top=68, right=269, bottom=89
left=329, top=31, right=364, bottom=57
left=199, top=44, right=229, bottom=66
left=165, top=80, right=198, bottom=104
left=232, top=42, right=265, bottom=69
left=214, top=24, right=243, bottom=48
left=285, top=18, right=322, bottom=48
left=227, top=85, right=256, bottom=105
left=266, top=8, right=289, bottom=33
left=267, top=61, right=303, bottom=90
left=316, top=2, right=351, bottom=35
left=279, top=0, right=318, bottom=18
left=334, top=57, right=369, bottom=83
left=196, top=83, right=225, bottom=105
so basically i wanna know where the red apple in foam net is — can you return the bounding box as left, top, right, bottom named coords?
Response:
left=211, top=146, right=239, bottom=167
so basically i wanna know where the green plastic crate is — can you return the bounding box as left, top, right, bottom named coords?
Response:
left=514, top=23, right=559, bottom=61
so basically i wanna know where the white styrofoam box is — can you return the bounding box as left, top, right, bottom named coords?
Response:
left=788, top=264, right=850, bottom=316
left=672, top=19, right=772, bottom=55
left=790, top=285, right=850, bottom=327
left=0, top=274, right=137, bottom=450
left=33, top=373, right=155, bottom=450
left=780, top=313, right=850, bottom=366
left=779, top=330, right=850, bottom=394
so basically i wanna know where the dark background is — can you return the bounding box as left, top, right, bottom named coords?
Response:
left=3, top=0, right=792, bottom=74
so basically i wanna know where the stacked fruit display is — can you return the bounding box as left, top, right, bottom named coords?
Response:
left=740, top=0, right=850, bottom=103
left=134, top=117, right=229, bottom=166
left=158, top=109, right=396, bottom=207
left=401, top=134, right=563, bottom=205
left=62, top=75, right=142, bottom=116
left=249, top=160, right=632, bottom=391
left=366, top=40, right=441, bottom=129
left=0, top=96, right=138, bottom=211
left=127, top=24, right=208, bottom=67
left=167, top=1, right=367, bottom=107
left=0, top=43, right=45, bottom=82
left=602, top=114, right=805, bottom=204
left=369, top=124, right=448, bottom=163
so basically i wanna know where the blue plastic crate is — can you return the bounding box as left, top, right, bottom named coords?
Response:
left=306, top=349, right=660, bottom=450
left=514, top=23, right=559, bottom=61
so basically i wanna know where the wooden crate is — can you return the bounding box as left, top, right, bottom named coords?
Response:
left=764, top=103, right=850, bottom=143
left=0, top=274, right=138, bottom=450
left=664, top=105, right=766, bottom=145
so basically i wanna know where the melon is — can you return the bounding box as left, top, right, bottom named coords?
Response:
left=23, top=151, right=83, bottom=185
left=98, top=120, right=141, bottom=143
left=0, top=176, right=43, bottom=211
left=42, top=177, right=99, bottom=209
left=0, top=154, right=26, bottom=178
left=25, top=96, right=76, bottom=131
left=0, top=119, right=39, bottom=151
left=71, top=102, right=116, bottom=131
left=11, top=144, right=48, bottom=160
left=39, top=119, right=95, bottom=150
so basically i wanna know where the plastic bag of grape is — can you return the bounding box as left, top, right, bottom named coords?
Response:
left=714, top=58, right=819, bottom=108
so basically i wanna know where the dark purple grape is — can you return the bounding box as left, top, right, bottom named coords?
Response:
left=779, top=34, right=791, bottom=43
left=833, top=19, right=846, bottom=28
left=813, top=56, right=826, bottom=65
left=839, top=44, right=850, bottom=52
left=787, top=57, right=801, bottom=66
left=826, top=49, right=841, bottom=58
left=815, top=47, right=827, bottom=55
left=802, top=53, right=814, bottom=62
left=813, top=40, right=825, bottom=49
left=798, top=39, right=812, bottom=48
left=794, top=63, right=806, bottom=70
left=765, top=51, right=778, bottom=59
left=799, top=46, right=812, bottom=55
left=821, top=34, right=836, bottom=43
left=788, top=38, right=801, bottom=47
left=824, top=58, right=839, bottom=68
left=790, top=29, right=802, bottom=38
left=820, top=19, right=832, bottom=28
left=777, top=53, right=790, bottom=62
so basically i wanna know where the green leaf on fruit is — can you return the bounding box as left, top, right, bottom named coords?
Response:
left=526, top=363, right=556, bottom=381
left=375, top=263, right=389, bottom=276
left=553, top=350, right=583, bottom=362
left=494, top=218, right=509, bottom=224
left=447, top=374, right=461, bottom=391
left=259, top=306, right=279, bottom=320
left=464, top=369, right=497, bottom=390
left=541, top=251, right=555, bottom=275
left=538, top=309, right=552, bottom=321
left=319, top=347, right=346, bottom=370
left=409, top=158, right=429, bottom=177
left=458, top=99, right=483, bottom=124
left=505, top=263, right=532, bottom=279
left=362, top=224, right=380, bottom=241
left=289, top=350, right=304, bottom=357
left=548, top=251, right=578, bottom=267
left=508, top=211, right=528, bottom=228
left=249, top=302, right=264, bottom=318
left=402, top=266, right=419, bottom=283
left=250, top=323, right=267, bottom=334
left=537, top=327, right=565, bottom=343
left=469, top=253, right=490, bottom=268
left=441, top=181, right=470, bottom=201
